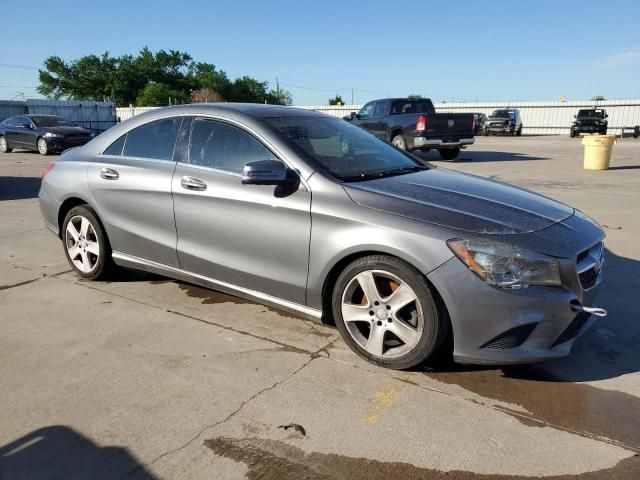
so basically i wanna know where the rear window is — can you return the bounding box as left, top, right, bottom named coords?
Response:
left=122, top=117, right=182, bottom=160
left=390, top=100, right=435, bottom=115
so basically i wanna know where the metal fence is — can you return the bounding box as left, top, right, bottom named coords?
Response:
left=26, top=99, right=117, bottom=131
left=0, top=99, right=117, bottom=131
left=116, top=99, right=640, bottom=136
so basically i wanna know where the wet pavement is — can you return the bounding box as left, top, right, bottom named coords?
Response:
left=1, top=136, right=639, bottom=479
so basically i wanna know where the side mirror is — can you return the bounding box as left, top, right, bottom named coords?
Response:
left=605, top=114, right=608, bottom=118
left=343, top=112, right=357, bottom=121
left=242, top=160, right=292, bottom=186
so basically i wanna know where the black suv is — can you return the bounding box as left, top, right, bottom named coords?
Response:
left=570, top=109, right=608, bottom=137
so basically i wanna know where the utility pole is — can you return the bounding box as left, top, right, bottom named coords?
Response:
left=351, top=88, right=354, bottom=105
left=276, top=77, right=280, bottom=105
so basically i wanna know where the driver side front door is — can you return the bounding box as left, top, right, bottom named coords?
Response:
left=172, top=117, right=311, bottom=305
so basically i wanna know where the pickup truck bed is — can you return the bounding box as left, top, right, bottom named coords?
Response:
left=344, top=98, right=475, bottom=160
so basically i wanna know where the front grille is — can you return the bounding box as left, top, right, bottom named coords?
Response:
left=551, top=312, right=590, bottom=348
left=481, top=323, right=537, bottom=350
left=576, top=242, right=604, bottom=290
left=579, top=267, right=598, bottom=289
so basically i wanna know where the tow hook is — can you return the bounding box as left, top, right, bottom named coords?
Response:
left=571, top=303, right=608, bottom=317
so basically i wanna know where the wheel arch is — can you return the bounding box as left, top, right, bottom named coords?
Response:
left=57, top=197, right=94, bottom=239
left=320, top=250, right=451, bottom=338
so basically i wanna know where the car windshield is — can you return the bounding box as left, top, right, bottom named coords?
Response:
left=490, top=110, right=511, bottom=118
left=265, top=116, right=429, bottom=182
left=578, top=110, right=604, bottom=118
left=30, top=116, right=74, bottom=127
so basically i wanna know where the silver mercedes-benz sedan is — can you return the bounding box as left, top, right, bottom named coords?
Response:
left=39, top=104, right=606, bottom=370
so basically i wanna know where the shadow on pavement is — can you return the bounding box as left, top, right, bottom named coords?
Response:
left=414, top=150, right=549, bottom=163
left=0, top=177, right=41, bottom=201
left=0, top=425, right=156, bottom=479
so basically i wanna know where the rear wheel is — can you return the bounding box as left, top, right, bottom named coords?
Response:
left=439, top=147, right=460, bottom=161
left=570, top=129, right=576, bottom=138
left=332, top=255, right=448, bottom=370
left=391, top=135, right=407, bottom=150
left=62, top=205, right=115, bottom=280
left=0, top=136, right=11, bottom=153
left=516, top=125, right=523, bottom=136
left=37, top=137, right=49, bottom=155
left=634, top=127, right=639, bottom=139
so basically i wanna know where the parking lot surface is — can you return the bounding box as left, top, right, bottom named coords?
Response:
left=1, top=136, right=639, bottom=479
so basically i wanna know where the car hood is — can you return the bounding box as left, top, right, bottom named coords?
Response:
left=343, top=168, right=574, bottom=234
left=43, top=126, right=91, bottom=135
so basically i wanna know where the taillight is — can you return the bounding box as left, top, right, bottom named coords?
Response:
left=41, top=162, right=55, bottom=181
left=416, top=115, right=427, bottom=132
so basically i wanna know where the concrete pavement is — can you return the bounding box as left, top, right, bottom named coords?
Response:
left=1, top=136, right=639, bottom=479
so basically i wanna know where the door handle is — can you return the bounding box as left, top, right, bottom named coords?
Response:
left=181, top=176, right=207, bottom=191
left=100, top=167, right=119, bottom=180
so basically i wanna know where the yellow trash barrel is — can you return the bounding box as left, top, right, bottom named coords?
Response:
left=581, top=135, right=616, bottom=170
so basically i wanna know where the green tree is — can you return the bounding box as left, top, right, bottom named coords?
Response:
left=135, top=83, right=188, bottom=106
left=38, top=48, right=293, bottom=106
left=329, top=94, right=344, bottom=105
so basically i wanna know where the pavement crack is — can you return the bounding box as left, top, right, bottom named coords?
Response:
left=120, top=348, right=322, bottom=479
left=0, top=268, right=72, bottom=291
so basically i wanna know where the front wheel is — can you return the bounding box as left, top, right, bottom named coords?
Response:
left=570, top=129, right=576, bottom=138
left=516, top=126, right=523, bottom=136
left=62, top=205, right=115, bottom=280
left=0, top=136, right=12, bottom=153
left=439, top=147, right=460, bottom=161
left=37, top=137, right=49, bottom=155
left=332, top=255, right=449, bottom=370
left=391, top=135, right=407, bottom=150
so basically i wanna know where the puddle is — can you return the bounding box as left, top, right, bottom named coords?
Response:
left=424, top=366, right=640, bottom=451
left=206, top=436, right=640, bottom=479
left=176, top=282, right=334, bottom=338
left=177, top=282, right=252, bottom=305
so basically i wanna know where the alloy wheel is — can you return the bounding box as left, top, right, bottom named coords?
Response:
left=341, top=269, right=423, bottom=358
left=37, top=138, right=48, bottom=155
left=65, top=215, right=100, bottom=273
left=0, top=137, right=7, bottom=152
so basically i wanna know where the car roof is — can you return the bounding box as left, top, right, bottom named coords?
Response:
left=155, top=103, right=327, bottom=119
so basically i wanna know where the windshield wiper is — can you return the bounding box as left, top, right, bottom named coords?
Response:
left=341, top=165, right=428, bottom=182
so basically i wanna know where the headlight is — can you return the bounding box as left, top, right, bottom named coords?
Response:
left=44, top=132, right=62, bottom=138
left=447, top=238, right=562, bottom=289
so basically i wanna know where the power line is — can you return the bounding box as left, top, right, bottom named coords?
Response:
left=0, top=85, right=39, bottom=89
left=0, top=62, right=40, bottom=70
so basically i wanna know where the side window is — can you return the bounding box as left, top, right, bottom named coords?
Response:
left=102, top=134, right=126, bottom=156
left=188, top=119, right=277, bottom=174
left=358, top=102, right=374, bottom=119
left=122, top=117, right=182, bottom=160
left=372, top=101, right=388, bottom=118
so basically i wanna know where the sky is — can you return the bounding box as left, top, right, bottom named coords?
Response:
left=1, top=0, right=638, bottom=105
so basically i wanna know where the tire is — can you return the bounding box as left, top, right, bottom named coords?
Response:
left=37, top=137, right=49, bottom=155
left=391, top=135, right=407, bottom=150
left=569, top=129, right=576, bottom=138
left=0, top=136, right=12, bottom=153
left=332, top=255, right=449, bottom=370
left=439, top=147, right=460, bottom=161
left=483, top=130, right=489, bottom=136
left=601, top=128, right=607, bottom=135
left=634, top=127, right=639, bottom=139
left=62, top=205, right=115, bottom=280
left=516, top=126, right=522, bottom=136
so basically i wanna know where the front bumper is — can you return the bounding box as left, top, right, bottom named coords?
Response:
left=573, top=124, right=606, bottom=133
left=485, top=123, right=512, bottom=133
left=427, top=251, right=602, bottom=365
left=45, top=137, right=92, bottom=152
